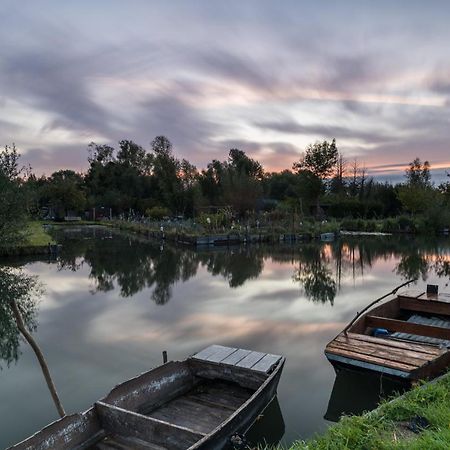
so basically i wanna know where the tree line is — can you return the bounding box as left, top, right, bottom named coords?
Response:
left=1, top=137, right=450, bottom=232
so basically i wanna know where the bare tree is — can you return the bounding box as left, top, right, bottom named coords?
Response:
left=0, top=268, right=65, bottom=418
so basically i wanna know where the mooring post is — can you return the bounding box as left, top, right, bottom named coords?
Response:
left=162, top=350, right=168, bottom=364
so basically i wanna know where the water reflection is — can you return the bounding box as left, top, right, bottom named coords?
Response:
left=0, top=269, right=38, bottom=369
left=1, top=227, right=450, bottom=448
left=51, top=228, right=450, bottom=307
left=245, top=397, right=285, bottom=448
left=325, top=367, right=408, bottom=422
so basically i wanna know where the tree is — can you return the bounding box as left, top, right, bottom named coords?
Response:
left=398, top=158, right=434, bottom=214
left=293, top=139, right=338, bottom=214
left=405, top=157, right=431, bottom=187
left=43, top=170, right=86, bottom=219
left=329, top=153, right=347, bottom=195
left=87, top=142, right=115, bottom=166
left=151, top=136, right=182, bottom=213
left=293, top=139, right=338, bottom=180
left=0, top=144, right=28, bottom=247
left=0, top=268, right=65, bottom=417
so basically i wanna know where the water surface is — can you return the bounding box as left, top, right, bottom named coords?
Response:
left=1, top=227, right=449, bottom=448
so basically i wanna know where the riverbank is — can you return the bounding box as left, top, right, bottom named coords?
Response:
left=289, top=371, right=450, bottom=450
left=0, top=222, right=56, bottom=257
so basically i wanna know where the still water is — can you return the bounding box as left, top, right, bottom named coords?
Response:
left=1, top=227, right=450, bottom=448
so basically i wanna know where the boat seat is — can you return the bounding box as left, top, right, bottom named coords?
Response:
left=390, top=314, right=450, bottom=347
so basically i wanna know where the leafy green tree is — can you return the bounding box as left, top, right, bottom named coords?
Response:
left=293, top=139, right=338, bottom=180
left=405, top=157, right=431, bottom=187
left=43, top=170, right=86, bottom=218
left=0, top=144, right=28, bottom=247
left=293, top=139, right=338, bottom=214
left=151, top=136, right=182, bottom=213
left=397, top=158, right=434, bottom=214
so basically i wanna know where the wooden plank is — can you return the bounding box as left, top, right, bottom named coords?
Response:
left=334, top=335, right=436, bottom=362
left=236, top=351, right=266, bottom=369
left=147, top=397, right=231, bottom=435
left=7, top=409, right=103, bottom=450
left=96, top=402, right=204, bottom=450
left=326, top=353, right=412, bottom=379
left=191, top=345, right=226, bottom=361
left=366, top=316, right=450, bottom=340
left=188, top=381, right=252, bottom=410
left=250, top=354, right=282, bottom=373
left=95, top=435, right=168, bottom=450
left=328, top=340, right=427, bottom=367
left=188, top=359, right=266, bottom=390
left=101, top=361, right=193, bottom=412
left=344, top=332, right=442, bottom=355
left=326, top=344, right=418, bottom=372
left=221, top=348, right=251, bottom=366
left=397, top=290, right=425, bottom=299
left=399, top=297, right=450, bottom=316
left=205, top=346, right=237, bottom=363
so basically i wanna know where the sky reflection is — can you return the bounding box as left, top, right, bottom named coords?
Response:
left=0, top=228, right=450, bottom=447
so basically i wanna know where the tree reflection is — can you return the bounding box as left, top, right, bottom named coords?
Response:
left=54, top=228, right=265, bottom=304
left=293, top=244, right=337, bottom=305
left=52, top=227, right=450, bottom=306
left=0, top=267, right=65, bottom=417
left=0, top=268, right=38, bottom=368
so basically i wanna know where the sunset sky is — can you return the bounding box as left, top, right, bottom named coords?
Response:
left=1, top=1, right=449, bottom=179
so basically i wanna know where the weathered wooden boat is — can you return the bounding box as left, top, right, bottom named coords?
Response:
left=9, top=345, right=285, bottom=450
left=325, top=287, right=450, bottom=381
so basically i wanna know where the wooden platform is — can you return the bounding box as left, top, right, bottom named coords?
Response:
left=190, top=345, right=282, bottom=374
left=326, top=332, right=446, bottom=379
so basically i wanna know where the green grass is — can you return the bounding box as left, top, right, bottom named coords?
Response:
left=21, top=221, right=55, bottom=246
left=288, top=373, right=450, bottom=450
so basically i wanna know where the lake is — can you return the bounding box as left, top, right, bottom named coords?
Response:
left=1, top=226, right=449, bottom=448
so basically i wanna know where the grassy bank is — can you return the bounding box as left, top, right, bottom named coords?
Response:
left=0, top=222, right=55, bottom=257
left=22, top=221, right=55, bottom=246
left=289, top=372, right=450, bottom=450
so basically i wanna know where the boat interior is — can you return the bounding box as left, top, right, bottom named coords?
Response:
left=326, top=290, right=450, bottom=380
left=12, top=350, right=283, bottom=450
left=349, top=290, right=450, bottom=346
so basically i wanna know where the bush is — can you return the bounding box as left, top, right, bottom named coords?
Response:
left=145, top=206, right=170, bottom=220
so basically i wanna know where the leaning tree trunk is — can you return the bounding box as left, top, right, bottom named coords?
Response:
left=10, top=300, right=66, bottom=418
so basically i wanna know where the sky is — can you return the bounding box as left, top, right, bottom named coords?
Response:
left=1, top=0, right=449, bottom=180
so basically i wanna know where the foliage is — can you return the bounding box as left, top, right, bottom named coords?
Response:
left=3, top=140, right=450, bottom=237
left=145, top=206, right=170, bottom=220
left=289, top=372, right=450, bottom=450
left=0, top=267, right=42, bottom=368
left=293, top=139, right=338, bottom=179
left=0, top=144, right=28, bottom=247
left=41, top=170, right=86, bottom=218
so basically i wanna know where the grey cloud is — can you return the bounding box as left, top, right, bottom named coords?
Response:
left=22, top=144, right=88, bottom=175
left=254, top=119, right=393, bottom=144
left=0, top=48, right=111, bottom=135
left=134, top=94, right=224, bottom=164
left=191, top=49, right=277, bottom=92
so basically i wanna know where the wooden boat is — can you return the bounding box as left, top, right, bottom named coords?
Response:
left=325, top=288, right=450, bottom=381
left=9, top=345, right=285, bottom=450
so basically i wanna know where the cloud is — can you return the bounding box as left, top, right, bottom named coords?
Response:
left=253, top=119, right=393, bottom=144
